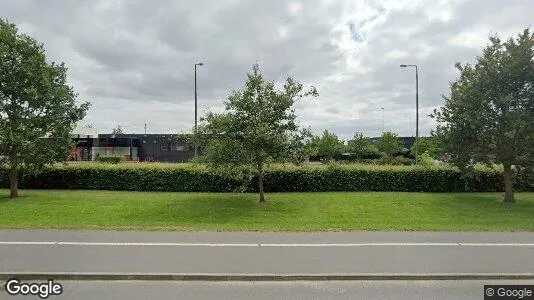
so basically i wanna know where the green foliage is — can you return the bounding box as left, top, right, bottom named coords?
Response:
left=411, top=137, right=439, bottom=158
left=285, top=126, right=317, bottom=165
left=309, top=130, right=345, bottom=162
left=376, top=131, right=403, bottom=157
left=0, top=18, right=90, bottom=197
left=419, top=151, right=435, bottom=166
left=1, top=163, right=532, bottom=193
left=191, top=64, right=318, bottom=202
left=346, top=132, right=377, bottom=161
left=431, top=28, right=534, bottom=202
left=97, top=155, right=125, bottom=164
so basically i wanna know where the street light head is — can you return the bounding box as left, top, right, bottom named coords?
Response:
left=400, top=64, right=407, bottom=68
left=196, top=62, right=204, bottom=66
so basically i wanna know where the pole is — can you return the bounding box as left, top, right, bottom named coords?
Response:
left=144, top=123, right=146, bottom=135
left=381, top=107, right=384, bottom=133
left=415, top=66, right=419, bottom=165
left=194, top=64, right=198, bottom=157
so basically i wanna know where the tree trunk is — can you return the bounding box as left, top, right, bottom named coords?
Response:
left=257, top=161, right=267, bottom=203
left=258, top=170, right=266, bottom=203
left=503, top=164, right=515, bottom=203
left=9, top=166, right=19, bottom=199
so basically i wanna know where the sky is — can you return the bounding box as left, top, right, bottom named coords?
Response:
left=1, top=0, right=532, bottom=140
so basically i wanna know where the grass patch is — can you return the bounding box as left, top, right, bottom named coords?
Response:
left=1, top=189, right=533, bottom=231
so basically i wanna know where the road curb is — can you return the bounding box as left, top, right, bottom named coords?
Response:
left=1, top=273, right=534, bottom=281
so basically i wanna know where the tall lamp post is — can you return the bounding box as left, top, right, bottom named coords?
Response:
left=380, top=107, right=384, bottom=133
left=194, top=62, right=203, bottom=156
left=400, top=64, right=419, bottom=164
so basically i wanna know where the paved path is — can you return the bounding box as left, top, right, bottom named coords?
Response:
left=3, top=280, right=534, bottom=300
left=1, top=231, right=533, bottom=278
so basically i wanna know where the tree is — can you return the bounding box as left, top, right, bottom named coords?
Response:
left=0, top=19, right=90, bottom=198
left=432, top=28, right=534, bottom=203
left=376, top=131, right=403, bottom=158
left=111, top=125, right=123, bottom=134
left=192, top=64, right=318, bottom=203
left=287, top=126, right=317, bottom=164
left=410, top=136, right=439, bottom=158
left=346, top=132, right=377, bottom=161
left=309, top=130, right=345, bottom=162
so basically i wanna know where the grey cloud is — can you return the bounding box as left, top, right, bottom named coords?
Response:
left=1, top=0, right=533, bottom=138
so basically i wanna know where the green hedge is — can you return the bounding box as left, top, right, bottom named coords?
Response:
left=0, top=163, right=532, bottom=193
left=97, top=155, right=125, bottom=164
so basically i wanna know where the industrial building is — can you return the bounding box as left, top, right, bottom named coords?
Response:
left=69, top=127, right=195, bottom=162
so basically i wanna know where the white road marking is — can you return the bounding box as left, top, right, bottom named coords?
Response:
left=0, top=242, right=534, bottom=247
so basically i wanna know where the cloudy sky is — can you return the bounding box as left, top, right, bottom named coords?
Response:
left=2, top=0, right=532, bottom=139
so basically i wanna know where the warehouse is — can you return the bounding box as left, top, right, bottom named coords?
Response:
left=70, top=127, right=196, bottom=162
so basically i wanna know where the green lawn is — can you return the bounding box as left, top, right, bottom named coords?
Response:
left=1, top=189, right=533, bottom=231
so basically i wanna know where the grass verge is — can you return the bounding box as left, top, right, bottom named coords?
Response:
left=1, top=189, right=533, bottom=231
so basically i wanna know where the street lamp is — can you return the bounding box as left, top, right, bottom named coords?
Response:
left=380, top=107, right=384, bottom=133
left=194, top=62, right=203, bottom=156
left=400, top=64, right=419, bottom=164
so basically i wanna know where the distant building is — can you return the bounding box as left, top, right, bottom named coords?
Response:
left=69, top=127, right=196, bottom=162
left=70, top=126, right=99, bottom=161
left=98, top=134, right=195, bottom=162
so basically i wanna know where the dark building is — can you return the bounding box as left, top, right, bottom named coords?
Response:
left=69, top=128, right=99, bottom=161
left=71, top=133, right=196, bottom=162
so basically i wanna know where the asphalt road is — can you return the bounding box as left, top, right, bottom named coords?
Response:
left=1, top=231, right=533, bottom=276
left=3, top=280, right=534, bottom=300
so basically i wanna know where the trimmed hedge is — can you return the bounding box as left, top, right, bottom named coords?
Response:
left=0, top=163, right=532, bottom=193
left=97, top=155, right=125, bottom=164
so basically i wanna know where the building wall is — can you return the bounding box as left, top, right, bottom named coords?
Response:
left=98, top=134, right=196, bottom=162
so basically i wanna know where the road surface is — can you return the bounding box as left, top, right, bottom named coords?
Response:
left=2, top=280, right=534, bottom=300
left=1, top=231, right=533, bottom=277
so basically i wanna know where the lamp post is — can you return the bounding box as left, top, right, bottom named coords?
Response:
left=380, top=107, right=384, bottom=133
left=400, top=64, right=419, bottom=164
left=194, top=62, right=203, bottom=156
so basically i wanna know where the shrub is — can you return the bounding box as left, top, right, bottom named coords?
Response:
left=97, top=155, right=125, bottom=164
left=0, top=163, right=532, bottom=193
left=419, top=151, right=434, bottom=166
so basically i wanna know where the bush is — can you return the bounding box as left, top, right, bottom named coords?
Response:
left=419, top=151, right=434, bottom=166
left=97, top=155, right=125, bottom=164
left=0, top=163, right=532, bottom=193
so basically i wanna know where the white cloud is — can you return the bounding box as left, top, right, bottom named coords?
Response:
left=1, top=0, right=532, bottom=139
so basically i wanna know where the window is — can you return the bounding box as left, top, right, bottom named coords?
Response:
left=161, top=144, right=168, bottom=151
left=171, top=144, right=185, bottom=151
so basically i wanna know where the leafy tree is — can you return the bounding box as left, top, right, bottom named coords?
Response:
left=410, top=136, right=439, bottom=158
left=288, top=127, right=317, bottom=164
left=346, top=132, right=377, bottom=161
left=192, top=64, right=318, bottom=203
left=111, top=125, right=123, bottom=134
left=309, top=130, right=345, bottom=162
left=432, top=28, right=534, bottom=203
left=0, top=19, right=90, bottom=198
left=376, top=131, right=403, bottom=158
